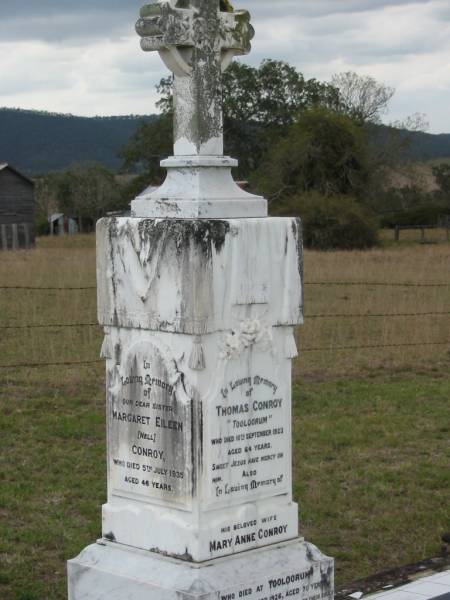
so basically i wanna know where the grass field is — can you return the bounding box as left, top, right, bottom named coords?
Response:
left=0, top=233, right=449, bottom=599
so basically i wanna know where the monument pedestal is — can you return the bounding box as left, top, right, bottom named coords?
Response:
left=67, top=213, right=334, bottom=597
left=68, top=2, right=334, bottom=597
left=68, top=539, right=333, bottom=600
left=95, top=216, right=302, bottom=562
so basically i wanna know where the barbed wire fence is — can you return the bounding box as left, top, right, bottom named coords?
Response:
left=1, top=281, right=449, bottom=369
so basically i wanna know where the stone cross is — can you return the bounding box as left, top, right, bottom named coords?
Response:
left=136, top=0, right=254, bottom=155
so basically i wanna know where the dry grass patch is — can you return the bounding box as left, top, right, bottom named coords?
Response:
left=296, top=242, right=450, bottom=380
left=0, top=233, right=449, bottom=598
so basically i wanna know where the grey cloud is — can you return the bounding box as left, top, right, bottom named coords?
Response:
left=0, top=0, right=448, bottom=131
left=0, top=2, right=139, bottom=42
left=0, top=0, right=438, bottom=43
left=2, top=0, right=137, bottom=18
left=243, top=0, right=435, bottom=18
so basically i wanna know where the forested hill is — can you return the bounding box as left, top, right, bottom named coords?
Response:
left=401, top=130, right=450, bottom=161
left=1, top=107, right=450, bottom=175
left=0, top=108, right=154, bottom=174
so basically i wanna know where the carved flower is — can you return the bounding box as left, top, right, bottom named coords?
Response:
left=220, top=319, right=273, bottom=360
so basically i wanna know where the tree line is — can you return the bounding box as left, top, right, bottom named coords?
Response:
left=35, top=60, right=450, bottom=248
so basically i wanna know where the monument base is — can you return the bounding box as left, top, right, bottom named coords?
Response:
left=68, top=538, right=333, bottom=600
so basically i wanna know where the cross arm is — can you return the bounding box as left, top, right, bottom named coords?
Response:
left=136, top=2, right=194, bottom=52
left=219, top=9, right=254, bottom=55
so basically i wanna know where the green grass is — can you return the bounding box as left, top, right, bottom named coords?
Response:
left=0, top=366, right=105, bottom=600
left=1, top=234, right=450, bottom=598
left=293, top=375, right=450, bottom=583
left=0, top=370, right=449, bottom=598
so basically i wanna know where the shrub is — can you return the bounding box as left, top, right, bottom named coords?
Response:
left=380, top=202, right=450, bottom=228
left=35, top=214, right=50, bottom=236
left=253, top=108, right=370, bottom=201
left=272, top=192, right=379, bottom=250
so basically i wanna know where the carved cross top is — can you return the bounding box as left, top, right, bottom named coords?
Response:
left=136, top=0, right=254, bottom=76
left=136, top=0, right=255, bottom=156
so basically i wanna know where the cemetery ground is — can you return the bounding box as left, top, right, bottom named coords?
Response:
left=0, top=234, right=449, bottom=600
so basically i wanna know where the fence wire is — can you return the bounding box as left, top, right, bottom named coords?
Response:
left=0, top=285, right=96, bottom=291
left=301, top=341, right=450, bottom=353
left=2, top=310, right=450, bottom=330
left=1, top=281, right=450, bottom=290
left=1, top=279, right=449, bottom=369
left=0, top=359, right=103, bottom=370
left=304, top=281, right=450, bottom=287
left=1, top=340, right=449, bottom=369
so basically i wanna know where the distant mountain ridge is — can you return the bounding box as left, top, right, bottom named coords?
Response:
left=400, top=130, right=450, bottom=162
left=0, top=108, right=155, bottom=174
left=0, top=107, right=450, bottom=175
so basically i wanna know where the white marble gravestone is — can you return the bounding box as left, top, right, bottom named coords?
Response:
left=68, top=1, right=334, bottom=598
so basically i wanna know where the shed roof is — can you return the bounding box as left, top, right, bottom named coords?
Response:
left=0, top=163, right=35, bottom=186
left=49, top=213, right=64, bottom=223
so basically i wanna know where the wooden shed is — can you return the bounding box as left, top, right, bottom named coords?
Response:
left=0, top=163, right=35, bottom=250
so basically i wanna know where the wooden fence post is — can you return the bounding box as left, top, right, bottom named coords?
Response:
left=420, top=227, right=425, bottom=243
left=1, top=224, right=7, bottom=250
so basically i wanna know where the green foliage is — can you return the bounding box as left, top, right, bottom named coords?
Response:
left=254, top=108, right=370, bottom=201
left=273, top=192, right=378, bottom=250
left=223, top=60, right=339, bottom=177
left=35, top=214, right=50, bottom=236
left=35, top=164, right=125, bottom=233
left=223, top=60, right=339, bottom=127
left=433, top=163, right=450, bottom=196
left=373, top=185, right=450, bottom=227
left=373, top=185, right=429, bottom=215
left=128, top=60, right=340, bottom=179
left=380, top=203, right=450, bottom=228
left=119, top=113, right=172, bottom=183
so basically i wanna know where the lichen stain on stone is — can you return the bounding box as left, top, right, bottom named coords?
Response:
left=149, top=546, right=193, bottom=563
left=178, top=578, right=217, bottom=598
left=106, top=218, right=119, bottom=300
left=190, top=395, right=203, bottom=498
left=320, top=564, right=334, bottom=594
left=114, top=343, right=122, bottom=366
left=292, top=218, right=304, bottom=315
left=220, top=0, right=234, bottom=12
left=136, top=219, right=229, bottom=257
left=305, top=544, right=314, bottom=562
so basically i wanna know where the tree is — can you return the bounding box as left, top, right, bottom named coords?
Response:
left=277, top=192, right=378, bottom=250
left=433, top=163, right=450, bottom=197
left=223, top=60, right=340, bottom=175
left=332, top=72, right=395, bottom=125
left=54, top=164, right=124, bottom=232
left=120, top=113, right=172, bottom=183
left=223, top=60, right=339, bottom=127
left=253, top=107, right=370, bottom=202
left=123, top=60, right=341, bottom=179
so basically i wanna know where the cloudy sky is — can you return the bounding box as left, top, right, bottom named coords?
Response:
left=0, top=0, right=449, bottom=133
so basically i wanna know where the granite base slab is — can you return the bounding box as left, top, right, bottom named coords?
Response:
left=68, top=538, right=334, bottom=600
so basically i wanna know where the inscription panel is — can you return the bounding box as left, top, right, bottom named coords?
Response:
left=217, top=559, right=334, bottom=600
left=204, top=353, right=290, bottom=508
left=108, top=340, right=193, bottom=508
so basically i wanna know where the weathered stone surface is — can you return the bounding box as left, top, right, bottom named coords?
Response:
left=131, top=157, right=267, bottom=219
left=97, top=215, right=303, bottom=561
left=68, top=539, right=334, bottom=600
left=132, top=1, right=265, bottom=218
left=97, top=217, right=303, bottom=335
